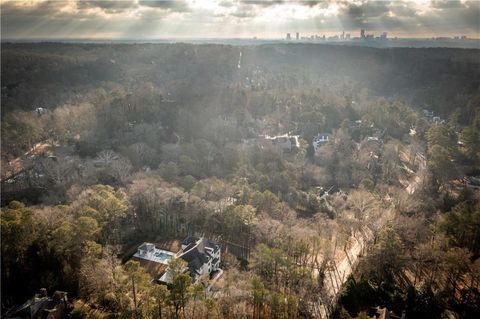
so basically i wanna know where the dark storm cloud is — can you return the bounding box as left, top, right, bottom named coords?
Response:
left=241, top=0, right=284, bottom=6
left=2, top=1, right=64, bottom=17
left=76, top=0, right=190, bottom=13
left=430, top=0, right=463, bottom=9
left=342, top=1, right=390, bottom=19
left=241, top=0, right=327, bottom=7
left=417, top=2, right=480, bottom=33
left=218, top=0, right=235, bottom=7
left=302, top=1, right=328, bottom=7
left=462, top=1, right=480, bottom=27
left=230, top=0, right=328, bottom=19
left=230, top=10, right=257, bottom=18
left=77, top=0, right=138, bottom=14
left=376, top=15, right=415, bottom=32
left=1, top=0, right=479, bottom=39
left=389, top=3, right=417, bottom=17
left=336, top=1, right=391, bottom=30
left=333, top=0, right=479, bottom=34
left=1, top=2, right=96, bottom=38
left=2, top=1, right=93, bottom=35
left=138, top=0, right=191, bottom=12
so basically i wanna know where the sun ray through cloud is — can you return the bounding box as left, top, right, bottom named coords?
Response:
left=1, top=0, right=478, bottom=39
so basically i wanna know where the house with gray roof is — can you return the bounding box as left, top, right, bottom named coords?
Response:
left=178, top=237, right=221, bottom=281
left=133, top=236, right=221, bottom=284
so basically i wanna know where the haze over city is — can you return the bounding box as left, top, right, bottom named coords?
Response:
left=2, top=0, right=479, bottom=40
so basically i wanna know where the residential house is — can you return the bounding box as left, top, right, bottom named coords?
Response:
left=432, top=116, right=446, bottom=125
left=132, top=237, right=221, bottom=284
left=360, top=134, right=383, bottom=150
left=367, top=306, right=404, bottom=319
left=133, top=243, right=176, bottom=265
left=131, top=243, right=177, bottom=280
left=35, top=107, right=48, bottom=116
left=312, top=133, right=331, bottom=152
left=423, top=109, right=445, bottom=125
left=423, top=109, right=434, bottom=118
left=177, top=236, right=221, bottom=281
left=5, top=289, right=69, bottom=319
left=264, top=134, right=300, bottom=152
left=243, top=134, right=300, bottom=152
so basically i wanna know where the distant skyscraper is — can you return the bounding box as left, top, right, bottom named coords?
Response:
left=286, top=33, right=291, bottom=40
left=360, top=29, right=365, bottom=38
left=296, top=32, right=299, bottom=40
left=381, top=32, right=388, bottom=40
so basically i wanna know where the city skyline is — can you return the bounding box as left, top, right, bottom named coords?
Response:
left=1, top=0, right=479, bottom=40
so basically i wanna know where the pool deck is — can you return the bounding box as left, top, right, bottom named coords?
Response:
left=133, top=246, right=175, bottom=264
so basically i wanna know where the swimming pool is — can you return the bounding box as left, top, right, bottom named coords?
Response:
left=133, top=245, right=175, bottom=264
left=154, top=251, right=173, bottom=262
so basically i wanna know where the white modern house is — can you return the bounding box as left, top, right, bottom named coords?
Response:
left=132, top=237, right=221, bottom=284
left=242, top=134, right=300, bottom=152
left=313, top=133, right=331, bottom=152
left=264, top=134, right=300, bottom=152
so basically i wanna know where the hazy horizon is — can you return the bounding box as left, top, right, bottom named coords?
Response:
left=2, top=0, right=479, bottom=40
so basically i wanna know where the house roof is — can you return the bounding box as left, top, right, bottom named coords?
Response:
left=138, top=243, right=154, bottom=251
left=182, top=236, right=198, bottom=246
left=313, top=133, right=331, bottom=142
left=204, top=238, right=220, bottom=252
left=131, top=256, right=169, bottom=278
left=6, top=291, right=67, bottom=319
left=368, top=306, right=403, bottom=319
left=178, top=237, right=220, bottom=277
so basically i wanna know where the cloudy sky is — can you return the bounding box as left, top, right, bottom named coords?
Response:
left=1, top=0, right=479, bottom=39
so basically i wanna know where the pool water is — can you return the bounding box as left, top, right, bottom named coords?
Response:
left=155, top=252, right=172, bottom=262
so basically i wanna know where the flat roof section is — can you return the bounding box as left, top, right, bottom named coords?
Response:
left=133, top=244, right=175, bottom=265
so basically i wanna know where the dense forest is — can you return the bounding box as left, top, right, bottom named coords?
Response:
left=1, top=43, right=480, bottom=319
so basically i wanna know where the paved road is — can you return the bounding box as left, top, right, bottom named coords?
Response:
left=401, top=151, right=426, bottom=195
left=316, top=149, right=425, bottom=318
left=317, top=226, right=374, bottom=318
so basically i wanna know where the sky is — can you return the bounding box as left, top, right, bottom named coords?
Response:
left=1, top=0, right=479, bottom=39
